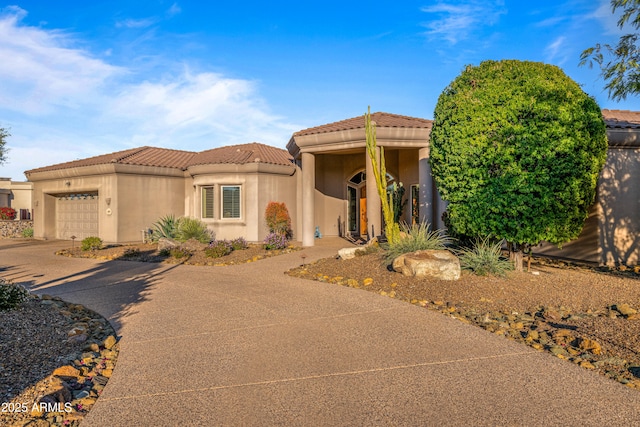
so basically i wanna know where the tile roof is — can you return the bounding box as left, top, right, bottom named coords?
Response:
left=293, top=112, right=433, bottom=137
left=602, top=109, right=640, bottom=129
left=188, top=142, right=293, bottom=167
left=25, top=147, right=197, bottom=174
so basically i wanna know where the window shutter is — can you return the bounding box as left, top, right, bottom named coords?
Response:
left=222, top=186, right=240, bottom=219
left=202, top=187, right=214, bottom=218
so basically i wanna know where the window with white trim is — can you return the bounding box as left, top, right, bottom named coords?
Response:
left=221, top=185, right=241, bottom=219
left=202, top=186, right=214, bottom=219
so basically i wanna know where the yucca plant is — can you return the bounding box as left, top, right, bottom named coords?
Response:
left=385, top=222, right=451, bottom=262
left=457, top=237, right=513, bottom=277
left=175, top=217, right=212, bottom=243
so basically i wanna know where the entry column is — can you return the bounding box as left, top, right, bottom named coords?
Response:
left=365, top=147, right=382, bottom=239
left=301, top=152, right=316, bottom=247
left=418, top=147, right=434, bottom=226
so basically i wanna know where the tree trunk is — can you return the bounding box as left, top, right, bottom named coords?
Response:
left=508, top=242, right=524, bottom=272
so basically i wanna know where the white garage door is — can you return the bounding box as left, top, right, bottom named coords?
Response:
left=56, top=193, right=99, bottom=240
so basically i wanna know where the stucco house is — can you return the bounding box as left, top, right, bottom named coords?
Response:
left=25, top=110, right=639, bottom=266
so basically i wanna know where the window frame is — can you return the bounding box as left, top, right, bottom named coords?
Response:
left=201, top=186, right=215, bottom=219
left=221, top=185, right=242, bottom=220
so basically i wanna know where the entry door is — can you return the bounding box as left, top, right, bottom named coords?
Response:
left=360, top=197, right=367, bottom=237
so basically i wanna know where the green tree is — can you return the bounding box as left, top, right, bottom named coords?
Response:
left=0, top=127, right=9, bottom=165
left=580, top=0, right=640, bottom=101
left=430, top=60, right=608, bottom=271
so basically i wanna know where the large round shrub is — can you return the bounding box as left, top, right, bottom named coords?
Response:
left=430, top=60, right=608, bottom=270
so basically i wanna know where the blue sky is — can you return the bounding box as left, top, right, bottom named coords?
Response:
left=1, top=0, right=639, bottom=181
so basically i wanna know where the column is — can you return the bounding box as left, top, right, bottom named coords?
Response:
left=365, top=147, right=382, bottom=239
left=418, top=147, right=434, bottom=226
left=301, top=152, right=316, bottom=247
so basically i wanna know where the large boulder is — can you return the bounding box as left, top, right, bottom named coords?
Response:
left=338, top=247, right=363, bottom=260
left=392, top=250, right=461, bottom=280
left=157, top=238, right=180, bottom=252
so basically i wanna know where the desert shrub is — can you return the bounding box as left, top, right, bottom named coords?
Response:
left=0, top=207, right=16, bottom=220
left=0, top=279, right=30, bottom=311
left=385, top=222, right=451, bottom=262
left=175, top=217, right=212, bottom=243
left=230, top=237, right=248, bottom=250
left=81, top=236, right=103, bottom=251
left=205, top=240, right=233, bottom=258
left=150, top=214, right=178, bottom=241
left=169, top=247, right=192, bottom=259
left=263, top=232, right=288, bottom=250
left=21, top=227, right=34, bottom=238
left=265, top=202, right=292, bottom=238
left=457, top=237, right=513, bottom=277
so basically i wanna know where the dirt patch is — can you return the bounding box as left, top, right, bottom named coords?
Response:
left=55, top=242, right=301, bottom=266
left=287, top=250, right=640, bottom=389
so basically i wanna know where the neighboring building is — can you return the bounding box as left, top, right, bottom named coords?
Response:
left=25, top=110, right=639, bottom=266
left=0, top=177, right=33, bottom=219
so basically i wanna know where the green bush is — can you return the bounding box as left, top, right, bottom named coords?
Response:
left=21, top=227, right=34, bottom=238
left=457, top=237, right=513, bottom=277
left=385, top=222, right=451, bottom=262
left=230, top=237, right=248, bottom=250
left=0, top=279, right=30, bottom=311
left=81, top=236, right=103, bottom=251
left=205, top=240, right=233, bottom=258
left=150, top=214, right=178, bottom=241
left=169, top=247, right=192, bottom=259
left=175, top=217, right=212, bottom=243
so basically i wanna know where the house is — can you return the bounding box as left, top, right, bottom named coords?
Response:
left=25, top=110, right=639, bottom=266
left=0, top=177, right=33, bottom=219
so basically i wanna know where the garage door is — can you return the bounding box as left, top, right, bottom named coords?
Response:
left=56, top=193, right=99, bottom=240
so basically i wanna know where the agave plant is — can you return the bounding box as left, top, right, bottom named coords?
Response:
left=150, top=214, right=178, bottom=241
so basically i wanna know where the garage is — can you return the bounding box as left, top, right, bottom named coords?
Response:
left=55, top=192, right=99, bottom=240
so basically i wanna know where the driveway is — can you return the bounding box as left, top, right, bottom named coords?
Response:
left=1, top=239, right=639, bottom=426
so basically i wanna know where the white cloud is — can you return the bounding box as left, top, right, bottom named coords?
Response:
left=421, top=0, right=506, bottom=45
left=115, top=17, right=158, bottom=29
left=167, top=3, right=182, bottom=18
left=0, top=7, right=298, bottom=181
left=545, top=36, right=568, bottom=64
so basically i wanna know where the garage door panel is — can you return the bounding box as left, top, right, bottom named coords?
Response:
left=56, top=193, right=99, bottom=240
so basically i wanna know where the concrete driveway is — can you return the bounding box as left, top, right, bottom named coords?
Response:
left=1, top=239, right=639, bottom=426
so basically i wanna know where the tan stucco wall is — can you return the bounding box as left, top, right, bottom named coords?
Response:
left=598, top=147, right=639, bottom=265
left=9, top=181, right=33, bottom=214
left=535, top=146, right=639, bottom=266
left=30, top=173, right=115, bottom=241
left=187, top=163, right=298, bottom=242
left=116, top=174, right=185, bottom=243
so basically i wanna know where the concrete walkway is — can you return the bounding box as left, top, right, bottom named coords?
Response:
left=2, top=238, right=639, bottom=426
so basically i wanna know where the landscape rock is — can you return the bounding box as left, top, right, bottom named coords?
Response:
left=157, top=238, right=180, bottom=252
left=52, top=365, right=80, bottom=380
left=614, top=303, right=637, bottom=317
left=103, top=335, right=117, bottom=350
left=338, top=247, right=364, bottom=260
left=392, top=250, right=461, bottom=280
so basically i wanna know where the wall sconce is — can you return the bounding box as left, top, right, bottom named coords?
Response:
left=34, top=200, right=39, bottom=207
left=64, top=180, right=71, bottom=187
left=105, top=198, right=111, bottom=206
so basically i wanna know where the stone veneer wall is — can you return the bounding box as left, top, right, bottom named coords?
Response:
left=0, top=220, right=34, bottom=238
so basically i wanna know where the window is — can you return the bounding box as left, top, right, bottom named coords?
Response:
left=411, top=184, right=419, bottom=225
left=202, top=186, right=214, bottom=219
left=221, top=185, right=241, bottom=219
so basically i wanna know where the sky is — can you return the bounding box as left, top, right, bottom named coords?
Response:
left=1, top=0, right=639, bottom=181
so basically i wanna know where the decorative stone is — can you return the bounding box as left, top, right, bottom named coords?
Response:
left=614, top=303, right=637, bottom=317
left=103, top=335, right=117, bottom=350
left=577, top=337, right=602, bottom=355
left=158, top=238, right=180, bottom=252
left=337, top=247, right=364, bottom=260
left=392, top=250, right=461, bottom=280
left=363, top=278, right=373, bottom=286
left=52, top=365, right=80, bottom=380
